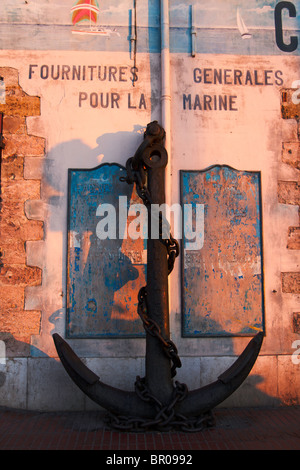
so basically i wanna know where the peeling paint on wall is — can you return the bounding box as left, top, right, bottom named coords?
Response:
left=181, top=166, right=264, bottom=337
left=67, top=163, right=146, bottom=338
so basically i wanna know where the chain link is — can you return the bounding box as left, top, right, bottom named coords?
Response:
left=120, top=158, right=180, bottom=273
left=138, top=286, right=181, bottom=378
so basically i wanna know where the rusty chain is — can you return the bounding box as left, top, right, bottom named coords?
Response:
left=116, top=156, right=215, bottom=431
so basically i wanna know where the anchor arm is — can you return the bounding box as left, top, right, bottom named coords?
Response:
left=52, top=330, right=264, bottom=422
left=53, top=333, right=154, bottom=418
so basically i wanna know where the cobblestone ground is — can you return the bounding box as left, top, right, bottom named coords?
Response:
left=0, top=406, right=299, bottom=450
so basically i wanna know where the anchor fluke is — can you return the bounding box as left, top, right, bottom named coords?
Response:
left=176, top=331, right=264, bottom=417
left=218, top=331, right=264, bottom=385
left=53, top=333, right=99, bottom=385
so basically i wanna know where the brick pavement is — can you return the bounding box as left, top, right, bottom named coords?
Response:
left=0, top=406, right=299, bottom=451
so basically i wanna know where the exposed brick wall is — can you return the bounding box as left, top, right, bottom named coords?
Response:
left=278, top=181, right=300, bottom=206
left=281, top=272, right=300, bottom=294
left=0, top=67, right=44, bottom=355
left=279, top=88, right=300, bottom=332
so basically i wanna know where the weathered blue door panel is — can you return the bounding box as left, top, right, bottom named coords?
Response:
left=66, top=163, right=146, bottom=338
left=181, top=166, right=265, bottom=337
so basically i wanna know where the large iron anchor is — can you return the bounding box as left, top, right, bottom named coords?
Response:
left=53, top=121, right=263, bottom=431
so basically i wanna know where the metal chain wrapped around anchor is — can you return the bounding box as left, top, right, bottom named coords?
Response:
left=114, top=128, right=215, bottom=431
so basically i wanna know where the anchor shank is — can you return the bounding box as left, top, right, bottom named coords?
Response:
left=145, top=163, right=173, bottom=404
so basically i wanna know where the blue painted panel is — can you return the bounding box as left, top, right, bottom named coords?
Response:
left=67, top=163, right=146, bottom=338
left=181, top=166, right=265, bottom=337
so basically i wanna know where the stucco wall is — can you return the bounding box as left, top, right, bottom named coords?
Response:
left=0, top=0, right=299, bottom=411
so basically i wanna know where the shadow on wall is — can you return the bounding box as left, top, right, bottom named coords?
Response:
left=42, top=125, right=148, bottom=339
left=44, top=125, right=145, bottom=230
